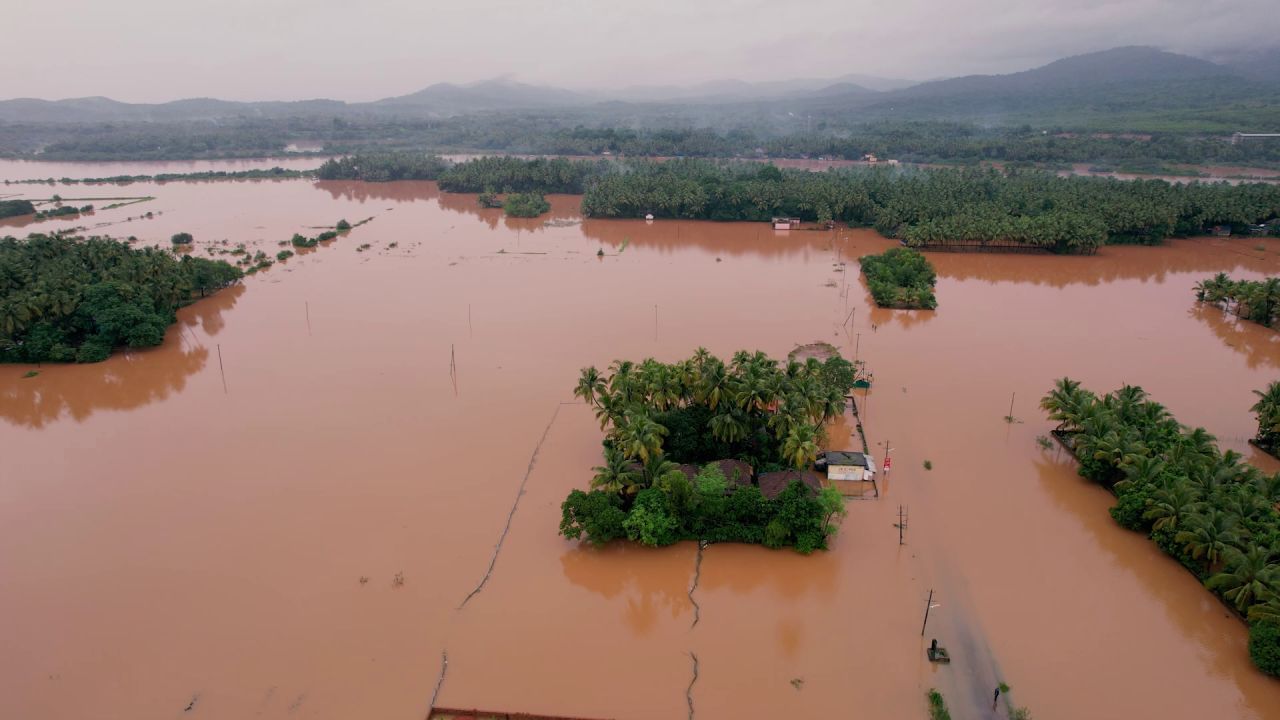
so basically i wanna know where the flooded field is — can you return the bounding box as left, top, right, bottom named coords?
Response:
left=3, top=162, right=1280, bottom=719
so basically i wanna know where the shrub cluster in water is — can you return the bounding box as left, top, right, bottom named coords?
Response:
left=0, top=234, right=242, bottom=363
left=501, top=192, right=551, bottom=217
left=1041, top=378, right=1280, bottom=674
left=561, top=349, right=863, bottom=553
left=0, top=199, right=35, bottom=219
left=859, top=247, right=938, bottom=309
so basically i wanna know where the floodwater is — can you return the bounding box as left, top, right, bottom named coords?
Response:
left=3, top=163, right=1280, bottom=720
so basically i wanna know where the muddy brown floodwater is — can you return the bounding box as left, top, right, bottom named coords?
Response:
left=2, top=163, right=1280, bottom=720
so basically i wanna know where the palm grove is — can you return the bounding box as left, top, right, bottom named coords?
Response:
left=1041, top=379, right=1280, bottom=674
left=1, top=234, right=242, bottom=362
left=319, top=153, right=1280, bottom=254
left=560, top=349, right=859, bottom=553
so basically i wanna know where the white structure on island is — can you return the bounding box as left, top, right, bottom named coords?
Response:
left=823, top=450, right=876, bottom=481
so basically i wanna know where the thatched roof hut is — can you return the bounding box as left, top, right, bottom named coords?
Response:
left=757, top=470, right=823, bottom=499
left=711, top=459, right=754, bottom=487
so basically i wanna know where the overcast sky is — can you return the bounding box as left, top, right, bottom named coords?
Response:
left=7, top=0, right=1278, bottom=102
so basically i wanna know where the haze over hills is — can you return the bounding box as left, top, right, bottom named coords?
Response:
left=0, top=46, right=1276, bottom=128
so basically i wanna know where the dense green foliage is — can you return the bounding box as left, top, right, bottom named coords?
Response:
left=315, top=153, right=449, bottom=181
left=0, top=199, right=35, bottom=218
left=561, top=464, right=846, bottom=553
left=0, top=234, right=242, bottom=362
left=859, top=248, right=937, bottom=309
left=1196, top=272, right=1280, bottom=328
left=1252, top=382, right=1280, bottom=457
left=502, top=192, right=551, bottom=217
left=560, top=349, right=860, bottom=553
left=1250, top=622, right=1280, bottom=677
left=581, top=161, right=1280, bottom=253
left=436, top=156, right=599, bottom=193
left=3, top=167, right=311, bottom=186
left=35, top=205, right=87, bottom=220
left=7, top=114, right=1280, bottom=166
left=1041, top=379, right=1280, bottom=672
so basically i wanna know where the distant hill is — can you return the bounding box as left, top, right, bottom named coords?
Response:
left=794, top=47, right=1280, bottom=130
left=0, top=47, right=1275, bottom=131
left=373, top=79, right=591, bottom=113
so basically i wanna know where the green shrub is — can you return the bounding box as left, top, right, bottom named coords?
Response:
left=503, top=192, right=551, bottom=218
left=860, top=248, right=938, bottom=309
left=170, top=232, right=194, bottom=245
left=1250, top=622, right=1280, bottom=676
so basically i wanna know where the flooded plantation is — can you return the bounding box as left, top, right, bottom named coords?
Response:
left=3, top=161, right=1280, bottom=719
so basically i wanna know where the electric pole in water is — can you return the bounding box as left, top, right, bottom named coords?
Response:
left=895, top=505, right=907, bottom=545
left=921, top=589, right=938, bottom=636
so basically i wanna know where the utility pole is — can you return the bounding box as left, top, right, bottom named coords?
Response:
left=921, top=589, right=937, bottom=636
left=895, top=505, right=907, bottom=545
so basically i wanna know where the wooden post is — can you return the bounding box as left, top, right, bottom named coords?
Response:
left=305, top=301, right=311, bottom=336
left=921, top=588, right=934, bottom=636
left=1008, top=391, right=1016, bottom=420
left=216, top=343, right=227, bottom=394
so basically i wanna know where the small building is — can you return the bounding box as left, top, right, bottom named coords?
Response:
left=710, top=459, right=754, bottom=488
left=772, top=217, right=800, bottom=230
left=823, top=451, right=876, bottom=481
left=1210, top=225, right=1232, bottom=237
left=757, top=470, right=824, bottom=499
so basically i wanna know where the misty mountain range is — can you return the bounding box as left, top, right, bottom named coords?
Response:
left=2, top=46, right=1277, bottom=126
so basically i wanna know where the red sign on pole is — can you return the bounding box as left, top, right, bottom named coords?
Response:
left=884, top=455, right=892, bottom=471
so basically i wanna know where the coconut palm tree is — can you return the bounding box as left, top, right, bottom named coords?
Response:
left=1176, top=509, right=1241, bottom=573
left=574, top=366, right=606, bottom=408
left=616, top=410, right=668, bottom=462
left=709, top=409, right=749, bottom=445
left=639, top=454, right=681, bottom=488
left=1040, top=377, right=1093, bottom=432
left=1208, top=546, right=1279, bottom=612
left=591, top=446, right=641, bottom=495
left=1144, top=483, right=1202, bottom=531
left=1252, top=381, right=1280, bottom=450
left=782, top=424, right=820, bottom=470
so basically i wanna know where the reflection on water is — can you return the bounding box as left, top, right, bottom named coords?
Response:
left=5, top=173, right=1280, bottom=720
left=559, top=544, right=691, bottom=636
left=1032, top=450, right=1280, bottom=711
left=0, top=284, right=241, bottom=428
left=935, top=238, right=1280, bottom=288
left=1191, top=303, right=1280, bottom=370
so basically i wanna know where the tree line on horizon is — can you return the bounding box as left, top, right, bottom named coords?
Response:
left=7, top=115, right=1280, bottom=167
left=315, top=153, right=1280, bottom=253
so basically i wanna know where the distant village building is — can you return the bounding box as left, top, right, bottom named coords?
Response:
left=757, top=470, right=824, bottom=499
left=822, top=451, right=877, bottom=481
left=1210, top=225, right=1233, bottom=237
left=1231, top=133, right=1280, bottom=145
left=772, top=217, right=800, bottom=230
